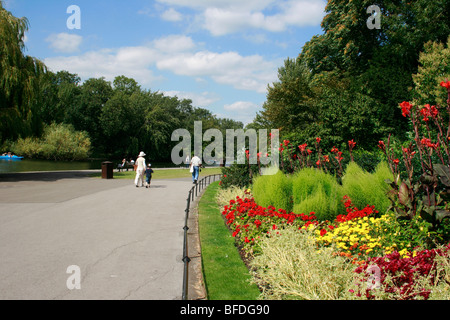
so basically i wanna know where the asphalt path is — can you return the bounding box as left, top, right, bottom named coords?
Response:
left=0, top=170, right=195, bottom=300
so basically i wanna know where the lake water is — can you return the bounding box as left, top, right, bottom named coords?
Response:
left=0, top=159, right=177, bottom=173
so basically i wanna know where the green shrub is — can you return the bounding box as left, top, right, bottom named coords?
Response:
left=220, top=162, right=259, bottom=189
left=252, top=169, right=293, bottom=212
left=11, top=123, right=91, bottom=160
left=291, top=167, right=343, bottom=221
left=341, top=161, right=391, bottom=214
left=10, top=137, right=42, bottom=158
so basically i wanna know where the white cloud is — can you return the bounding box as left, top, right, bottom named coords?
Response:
left=163, top=91, right=220, bottom=107
left=222, top=101, right=260, bottom=125
left=152, top=34, right=195, bottom=52
left=44, top=48, right=160, bottom=87
left=157, top=51, right=277, bottom=93
left=46, top=33, right=83, bottom=53
left=203, top=1, right=325, bottom=36
left=224, top=101, right=258, bottom=111
left=44, top=34, right=278, bottom=94
left=156, top=0, right=274, bottom=11
left=156, top=0, right=326, bottom=36
left=161, top=8, right=183, bottom=21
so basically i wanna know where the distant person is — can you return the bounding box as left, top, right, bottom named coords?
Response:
left=118, top=158, right=127, bottom=170
left=190, top=155, right=202, bottom=184
left=134, top=151, right=146, bottom=187
left=185, top=155, right=190, bottom=169
left=145, top=164, right=154, bottom=188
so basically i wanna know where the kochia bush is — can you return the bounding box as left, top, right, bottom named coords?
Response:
left=341, top=161, right=392, bottom=215
left=292, top=167, right=343, bottom=221
left=252, top=170, right=293, bottom=212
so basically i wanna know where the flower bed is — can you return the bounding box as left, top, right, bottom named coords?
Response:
left=219, top=83, right=450, bottom=299
left=221, top=191, right=450, bottom=299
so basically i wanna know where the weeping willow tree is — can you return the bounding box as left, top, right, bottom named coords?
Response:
left=0, top=1, right=46, bottom=142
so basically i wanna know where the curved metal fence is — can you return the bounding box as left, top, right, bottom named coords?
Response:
left=182, top=173, right=222, bottom=300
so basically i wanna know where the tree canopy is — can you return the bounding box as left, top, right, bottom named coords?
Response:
left=254, top=0, right=450, bottom=151
left=0, top=2, right=46, bottom=141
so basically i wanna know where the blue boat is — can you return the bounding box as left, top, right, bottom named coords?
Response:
left=0, top=155, right=24, bottom=160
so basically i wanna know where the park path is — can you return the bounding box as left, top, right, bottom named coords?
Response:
left=0, top=170, right=194, bottom=300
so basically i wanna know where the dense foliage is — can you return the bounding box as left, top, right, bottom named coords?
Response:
left=0, top=2, right=46, bottom=142
left=251, top=0, right=450, bottom=153
left=11, top=123, right=91, bottom=160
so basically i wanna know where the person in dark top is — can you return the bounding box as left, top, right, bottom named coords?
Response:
left=145, top=163, right=154, bottom=188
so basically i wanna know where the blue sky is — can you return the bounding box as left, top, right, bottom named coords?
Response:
left=4, top=0, right=326, bottom=125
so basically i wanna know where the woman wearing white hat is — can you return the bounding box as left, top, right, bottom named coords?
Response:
left=134, top=151, right=147, bottom=187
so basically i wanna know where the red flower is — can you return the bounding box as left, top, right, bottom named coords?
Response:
left=440, top=80, right=450, bottom=89
left=348, top=139, right=356, bottom=149
left=320, top=229, right=327, bottom=236
left=298, top=143, right=307, bottom=152
left=316, top=137, right=321, bottom=144
left=378, top=140, right=386, bottom=152
left=419, top=104, right=438, bottom=122
left=399, top=101, right=413, bottom=117
left=421, top=138, right=438, bottom=149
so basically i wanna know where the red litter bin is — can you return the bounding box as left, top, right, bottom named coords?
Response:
left=101, top=161, right=114, bottom=179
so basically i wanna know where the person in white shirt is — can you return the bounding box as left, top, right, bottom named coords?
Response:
left=185, top=155, right=190, bottom=168
left=190, top=155, right=202, bottom=184
left=134, top=151, right=147, bottom=187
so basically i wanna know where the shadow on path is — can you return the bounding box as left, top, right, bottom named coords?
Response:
left=0, top=170, right=100, bottom=182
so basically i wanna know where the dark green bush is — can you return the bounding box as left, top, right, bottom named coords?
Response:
left=220, top=162, right=259, bottom=189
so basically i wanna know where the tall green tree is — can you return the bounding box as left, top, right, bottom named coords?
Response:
left=38, top=70, right=81, bottom=125
left=254, top=0, right=450, bottom=150
left=67, top=77, right=113, bottom=153
left=0, top=2, right=46, bottom=142
left=412, top=36, right=450, bottom=107
left=259, top=57, right=316, bottom=133
left=301, top=0, right=450, bottom=133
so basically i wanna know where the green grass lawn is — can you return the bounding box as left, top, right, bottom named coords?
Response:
left=92, top=167, right=223, bottom=179
left=198, top=181, right=261, bottom=300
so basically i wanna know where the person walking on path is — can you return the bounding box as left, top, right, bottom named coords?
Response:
left=145, top=164, right=153, bottom=188
left=134, top=151, right=147, bottom=187
left=190, top=154, right=202, bottom=184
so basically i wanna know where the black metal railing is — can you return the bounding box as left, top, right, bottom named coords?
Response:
left=182, top=173, right=222, bottom=300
